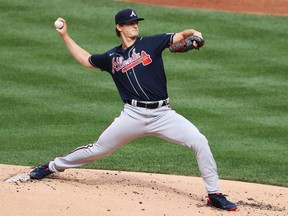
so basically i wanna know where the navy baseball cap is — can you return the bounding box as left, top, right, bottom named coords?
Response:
left=115, top=9, right=144, bottom=25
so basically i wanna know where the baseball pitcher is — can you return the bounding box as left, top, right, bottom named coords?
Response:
left=30, top=9, right=237, bottom=211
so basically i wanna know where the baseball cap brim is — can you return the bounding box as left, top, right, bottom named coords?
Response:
left=122, top=18, right=144, bottom=24
left=118, top=17, right=144, bottom=24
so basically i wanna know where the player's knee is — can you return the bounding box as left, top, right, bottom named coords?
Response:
left=186, top=133, right=209, bottom=150
left=198, top=134, right=208, bottom=146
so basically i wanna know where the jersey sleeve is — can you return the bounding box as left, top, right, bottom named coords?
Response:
left=88, top=53, right=110, bottom=72
left=147, top=33, right=175, bottom=52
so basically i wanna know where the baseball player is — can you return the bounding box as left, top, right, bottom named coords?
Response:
left=30, top=9, right=237, bottom=211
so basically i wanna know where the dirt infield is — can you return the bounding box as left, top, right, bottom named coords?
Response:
left=2, top=1, right=288, bottom=216
left=1, top=164, right=287, bottom=216
left=122, top=0, right=288, bottom=16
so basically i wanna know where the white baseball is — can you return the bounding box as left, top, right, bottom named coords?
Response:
left=54, top=20, right=64, bottom=29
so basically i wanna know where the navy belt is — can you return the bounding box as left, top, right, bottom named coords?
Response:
left=125, top=99, right=169, bottom=109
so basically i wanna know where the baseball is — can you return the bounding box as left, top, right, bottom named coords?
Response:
left=54, top=20, right=64, bottom=29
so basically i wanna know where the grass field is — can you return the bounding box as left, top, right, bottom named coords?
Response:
left=0, top=0, right=287, bottom=186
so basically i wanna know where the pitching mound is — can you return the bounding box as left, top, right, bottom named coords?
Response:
left=1, top=164, right=287, bottom=216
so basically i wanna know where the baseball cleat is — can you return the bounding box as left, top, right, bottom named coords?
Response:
left=207, top=193, right=237, bottom=211
left=30, top=162, right=53, bottom=179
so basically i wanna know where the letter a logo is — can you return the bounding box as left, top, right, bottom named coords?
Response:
left=130, top=10, right=137, bottom=17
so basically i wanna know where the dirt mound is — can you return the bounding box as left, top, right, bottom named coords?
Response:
left=1, top=164, right=287, bottom=216
left=122, top=0, right=288, bottom=16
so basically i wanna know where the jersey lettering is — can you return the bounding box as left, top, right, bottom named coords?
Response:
left=111, top=49, right=152, bottom=73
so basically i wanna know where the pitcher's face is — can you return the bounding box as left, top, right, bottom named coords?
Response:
left=118, top=21, right=139, bottom=39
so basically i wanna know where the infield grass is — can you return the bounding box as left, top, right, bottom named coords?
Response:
left=0, top=0, right=287, bottom=186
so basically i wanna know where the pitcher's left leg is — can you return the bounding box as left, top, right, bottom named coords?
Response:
left=149, top=109, right=220, bottom=194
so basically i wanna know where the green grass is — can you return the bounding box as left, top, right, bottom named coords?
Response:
left=0, top=0, right=287, bottom=187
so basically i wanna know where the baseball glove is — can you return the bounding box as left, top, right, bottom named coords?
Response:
left=169, top=35, right=205, bottom=52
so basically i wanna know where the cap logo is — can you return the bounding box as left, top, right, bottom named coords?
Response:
left=130, top=11, right=137, bottom=17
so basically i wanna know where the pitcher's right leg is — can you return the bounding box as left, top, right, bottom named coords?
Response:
left=49, top=110, right=146, bottom=172
left=31, top=107, right=146, bottom=178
